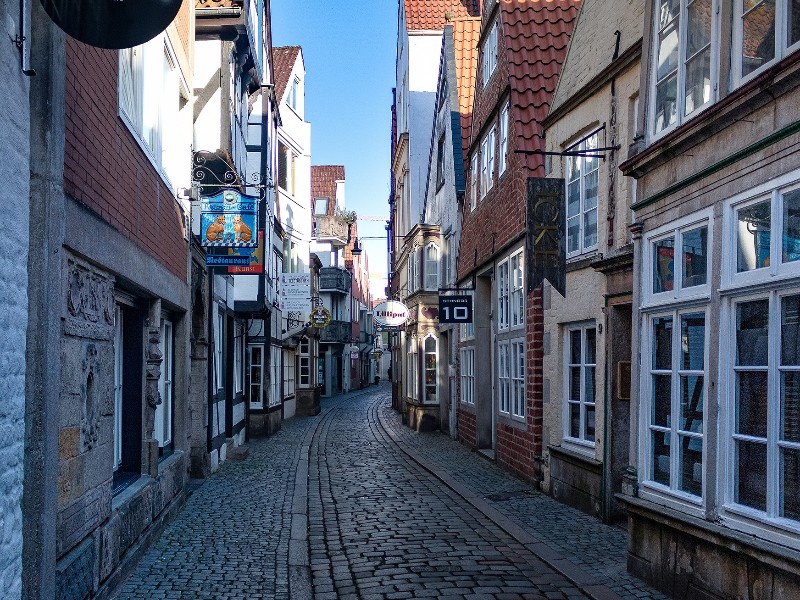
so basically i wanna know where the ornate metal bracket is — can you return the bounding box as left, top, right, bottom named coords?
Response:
left=191, top=150, right=273, bottom=192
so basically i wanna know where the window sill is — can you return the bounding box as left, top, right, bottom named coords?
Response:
left=157, top=449, right=183, bottom=474
left=566, top=252, right=599, bottom=273
left=548, top=443, right=601, bottom=469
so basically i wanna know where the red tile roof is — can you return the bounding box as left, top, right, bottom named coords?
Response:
left=453, top=17, right=481, bottom=168
left=272, top=46, right=301, bottom=104
left=404, top=0, right=480, bottom=31
left=311, top=165, right=345, bottom=215
left=501, top=0, right=580, bottom=171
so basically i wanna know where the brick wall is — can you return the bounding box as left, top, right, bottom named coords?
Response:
left=457, top=408, right=477, bottom=449
left=63, top=39, right=187, bottom=280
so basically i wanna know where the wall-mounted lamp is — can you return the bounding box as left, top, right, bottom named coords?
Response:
left=352, top=237, right=363, bottom=256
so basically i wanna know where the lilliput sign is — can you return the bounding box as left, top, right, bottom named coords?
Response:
left=373, top=300, right=410, bottom=327
left=201, top=189, right=258, bottom=249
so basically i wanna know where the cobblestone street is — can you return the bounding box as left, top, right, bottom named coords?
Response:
left=116, top=385, right=666, bottom=600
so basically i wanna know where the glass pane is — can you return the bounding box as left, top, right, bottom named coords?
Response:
left=790, top=0, right=800, bottom=46
left=584, top=209, right=598, bottom=248
left=653, top=374, right=672, bottom=426
left=567, top=217, right=579, bottom=253
left=782, top=372, right=800, bottom=442
left=783, top=295, right=800, bottom=365
left=781, top=447, right=800, bottom=520
left=687, top=0, right=712, bottom=55
left=585, top=366, right=596, bottom=404
left=736, top=300, right=769, bottom=366
left=679, top=433, right=703, bottom=496
left=742, top=0, right=776, bottom=77
left=586, top=405, right=596, bottom=442
left=737, top=200, right=772, bottom=272
left=658, top=0, right=680, bottom=29
left=736, top=371, right=769, bottom=437
left=783, top=189, right=800, bottom=263
left=570, top=330, right=581, bottom=364
left=684, top=48, right=711, bottom=115
left=681, top=375, right=704, bottom=432
left=653, top=316, right=673, bottom=370
left=736, top=440, right=767, bottom=511
left=570, top=367, right=581, bottom=401
left=584, top=169, right=598, bottom=209
left=586, top=328, right=596, bottom=364
left=652, top=431, right=671, bottom=485
left=567, top=180, right=581, bottom=216
left=681, top=313, right=705, bottom=370
left=570, top=402, right=581, bottom=438
left=682, top=227, right=708, bottom=287
left=653, top=238, right=675, bottom=293
left=654, top=72, right=678, bottom=133
left=657, top=18, right=680, bottom=81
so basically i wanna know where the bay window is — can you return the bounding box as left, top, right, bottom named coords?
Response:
left=425, top=243, right=439, bottom=291
left=407, top=335, right=418, bottom=400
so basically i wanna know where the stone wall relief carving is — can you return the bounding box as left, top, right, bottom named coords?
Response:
left=64, top=256, right=115, bottom=340
left=80, top=343, right=100, bottom=451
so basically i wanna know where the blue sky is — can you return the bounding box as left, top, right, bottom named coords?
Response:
left=270, top=0, right=398, bottom=293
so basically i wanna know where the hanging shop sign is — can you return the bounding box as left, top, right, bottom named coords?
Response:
left=201, top=189, right=258, bottom=249
left=228, top=231, right=265, bottom=274
left=526, top=177, right=566, bottom=297
left=280, top=272, right=311, bottom=312
left=310, top=306, right=331, bottom=329
left=206, top=254, right=251, bottom=268
left=373, top=300, right=410, bottom=327
left=438, top=295, right=473, bottom=323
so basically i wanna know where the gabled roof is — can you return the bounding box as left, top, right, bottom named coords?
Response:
left=404, top=0, right=480, bottom=31
left=272, top=46, right=301, bottom=104
left=453, top=17, right=481, bottom=169
left=311, top=165, right=345, bottom=215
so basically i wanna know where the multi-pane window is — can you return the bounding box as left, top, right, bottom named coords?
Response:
left=498, top=342, right=511, bottom=414
left=249, top=344, right=265, bottom=409
left=407, top=336, right=418, bottom=400
left=510, top=251, right=524, bottom=327
left=407, top=249, right=419, bottom=294
left=460, top=347, right=475, bottom=404
left=425, top=243, right=439, bottom=291
left=283, top=348, right=295, bottom=398
left=482, top=20, right=499, bottom=86
left=648, top=213, right=710, bottom=300
left=298, top=337, right=311, bottom=387
left=233, top=324, right=243, bottom=395
left=278, top=140, right=295, bottom=194
left=498, top=260, right=510, bottom=330
left=734, top=0, right=800, bottom=82
left=565, top=326, right=597, bottom=445
left=113, top=306, right=123, bottom=471
left=499, top=103, right=509, bottom=176
left=424, top=335, right=437, bottom=403
left=214, top=309, right=224, bottom=393
left=566, top=132, right=600, bottom=255
left=269, top=351, right=281, bottom=407
left=470, top=154, right=479, bottom=210
left=443, top=235, right=452, bottom=286
left=511, top=340, right=525, bottom=418
left=729, top=294, right=800, bottom=522
left=155, top=319, right=174, bottom=451
left=651, top=0, right=715, bottom=135
left=480, top=128, right=496, bottom=198
left=648, top=311, right=705, bottom=497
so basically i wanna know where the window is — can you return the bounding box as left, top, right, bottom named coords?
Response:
left=647, top=311, right=706, bottom=497
left=288, top=76, right=299, bottom=111
left=565, top=325, right=597, bottom=446
left=498, top=259, right=510, bottom=330
left=233, top=323, right=243, bottom=395
left=499, top=103, right=509, bottom=176
left=407, top=335, right=418, bottom=400
left=113, top=306, right=124, bottom=471
left=482, top=20, right=498, bottom=86
left=651, top=0, right=716, bottom=136
left=566, top=132, right=600, bottom=256
left=511, top=340, right=525, bottom=418
left=647, top=211, right=711, bottom=303
left=283, top=348, right=295, bottom=399
left=480, top=128, right=496, bottom=198
left=499, top=342, right=511, bottom=414
left=298, top=337, right=311, bottom=387
left=470, top=153, right=479, bottom=210
left=443, top=235, right=452, bottom=287
left=510, top=250, right=524, bottom=328
left=424, top=335, right=438, bottom=403
left=269, top=348, right=281, bottom=407
left=249, top=344, right=265, bottom=409
left=436, top=134, right=446, bottom=190
left=734, top=0, right=800, bottom=83
left=425, top=243, right=439, bottom=291
left=314, top=197, right=329, bottom=215
left=278, top=140, right=295, bottom=194
left=119, top=34, right=185, bottom=189
left=213, top=308, right=224, bottom=393
left=460, top=347, right=475, bottom=404
left=155, top=319, right=174, bottom=451
left=407, top=250, right=418, bottom=295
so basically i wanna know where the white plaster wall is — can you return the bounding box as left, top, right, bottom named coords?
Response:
left=194, top=40, right=223, bottom=152
left=0, top=4, right=29, bottom=596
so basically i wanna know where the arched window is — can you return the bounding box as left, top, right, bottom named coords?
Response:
left=424, top=334, right=437, bottom=403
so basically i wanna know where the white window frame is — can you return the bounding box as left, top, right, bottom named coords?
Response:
left=298, top=337, right=311, bottom=388
left=563, top=323, right=598, bottom=450
left=443, top=234, right=452, bottom=287
left=283, top=348, right=295, bottom=399
left=643, top=208, right=713, bottom=308
left=510, top=249, right=524, bottom=329
left=460, top=347, right=475, bottom=405
left=497, top=258, right=510, bottom=330
left=213, top=307, right=224, bottom=393
left=565, top=131, right=601, bottom=257
left=480, top=127, right=495, bottom=199
left=249, top=343, right=265, bottom=410
left=425, top=242, right=439, bottom=291
left=482, top=20, right=499, bottom=86
left=649, top=0, right=719, bottom=140
left=155, top=319, right=174, bottom=450
left=288, top=76, right=299, bottom=111
left=511, top=339, right=525, bottom=418
left=498, top=341, right=511, bottom=415
left=233, top=323, right=243, bottom=395
left=499, top=103, right=509, bottom=176
left=732, top=0, right=800, bottom=87
left=470, top=153, right=479, bottom=210
left=113, top=306, right=123, bottom=471
left=269, top=347, right=281, bottom=407
left=407, top=335, right=418, bottom=400
left=423, top=334, right=438, bottom=404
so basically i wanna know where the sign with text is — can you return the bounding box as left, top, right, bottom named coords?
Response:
left=438, top=295, right=473, bottom=323
left=373, top=300, right=410, bottom=327
left=279, top=272, right=311, bottom=312
left=526, top=177, right=566, bottom=297
left=201, top=188, right=258, bottom=249
left=227, top=231, right=265, bottom=274
left=206, top=254, right=251, bottom=268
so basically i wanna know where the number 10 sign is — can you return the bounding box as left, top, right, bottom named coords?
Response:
left=438, top=295, right=473, bottom=324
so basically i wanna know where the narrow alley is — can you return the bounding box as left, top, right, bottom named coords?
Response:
left=116, top=385, right=665, bottom=600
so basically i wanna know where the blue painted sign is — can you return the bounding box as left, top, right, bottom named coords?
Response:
left=200, top=188, right=258, bottom=248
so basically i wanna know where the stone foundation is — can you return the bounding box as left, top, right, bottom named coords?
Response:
left=296, top=386, right=322, bottom=417
left=405, top=401, right=440, bottom=432
left=548, top=445, right=602, bottom=518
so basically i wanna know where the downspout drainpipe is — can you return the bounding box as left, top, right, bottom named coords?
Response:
left=207, top=270, right=214, bottom=453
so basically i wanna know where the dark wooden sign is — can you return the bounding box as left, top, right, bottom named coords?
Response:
left=526, top=177, right=566, bottom=297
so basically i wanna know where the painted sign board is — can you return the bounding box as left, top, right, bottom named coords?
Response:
left=526, top=177, right=566, bottom=297
left=228, top=231, right=265, bottom=274
left=373, top=300, right=410, bottom=327
left=201, top=189, right=258, bottom=249
left=206, top=254, right=251, bottom=268
left=438, top=295, right=473, bottom=323
left=310, top=307, right=331, bottom=329
left=280, top=272, right=311, bottom=312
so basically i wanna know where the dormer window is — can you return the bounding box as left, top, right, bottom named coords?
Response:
left=481, top=20, right=498, bottom=87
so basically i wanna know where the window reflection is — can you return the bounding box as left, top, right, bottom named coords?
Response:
left=737, top=200, right=771, bottom=272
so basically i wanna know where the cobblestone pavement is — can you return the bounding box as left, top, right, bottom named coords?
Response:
left=116, top=384, right=666, bottom=600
